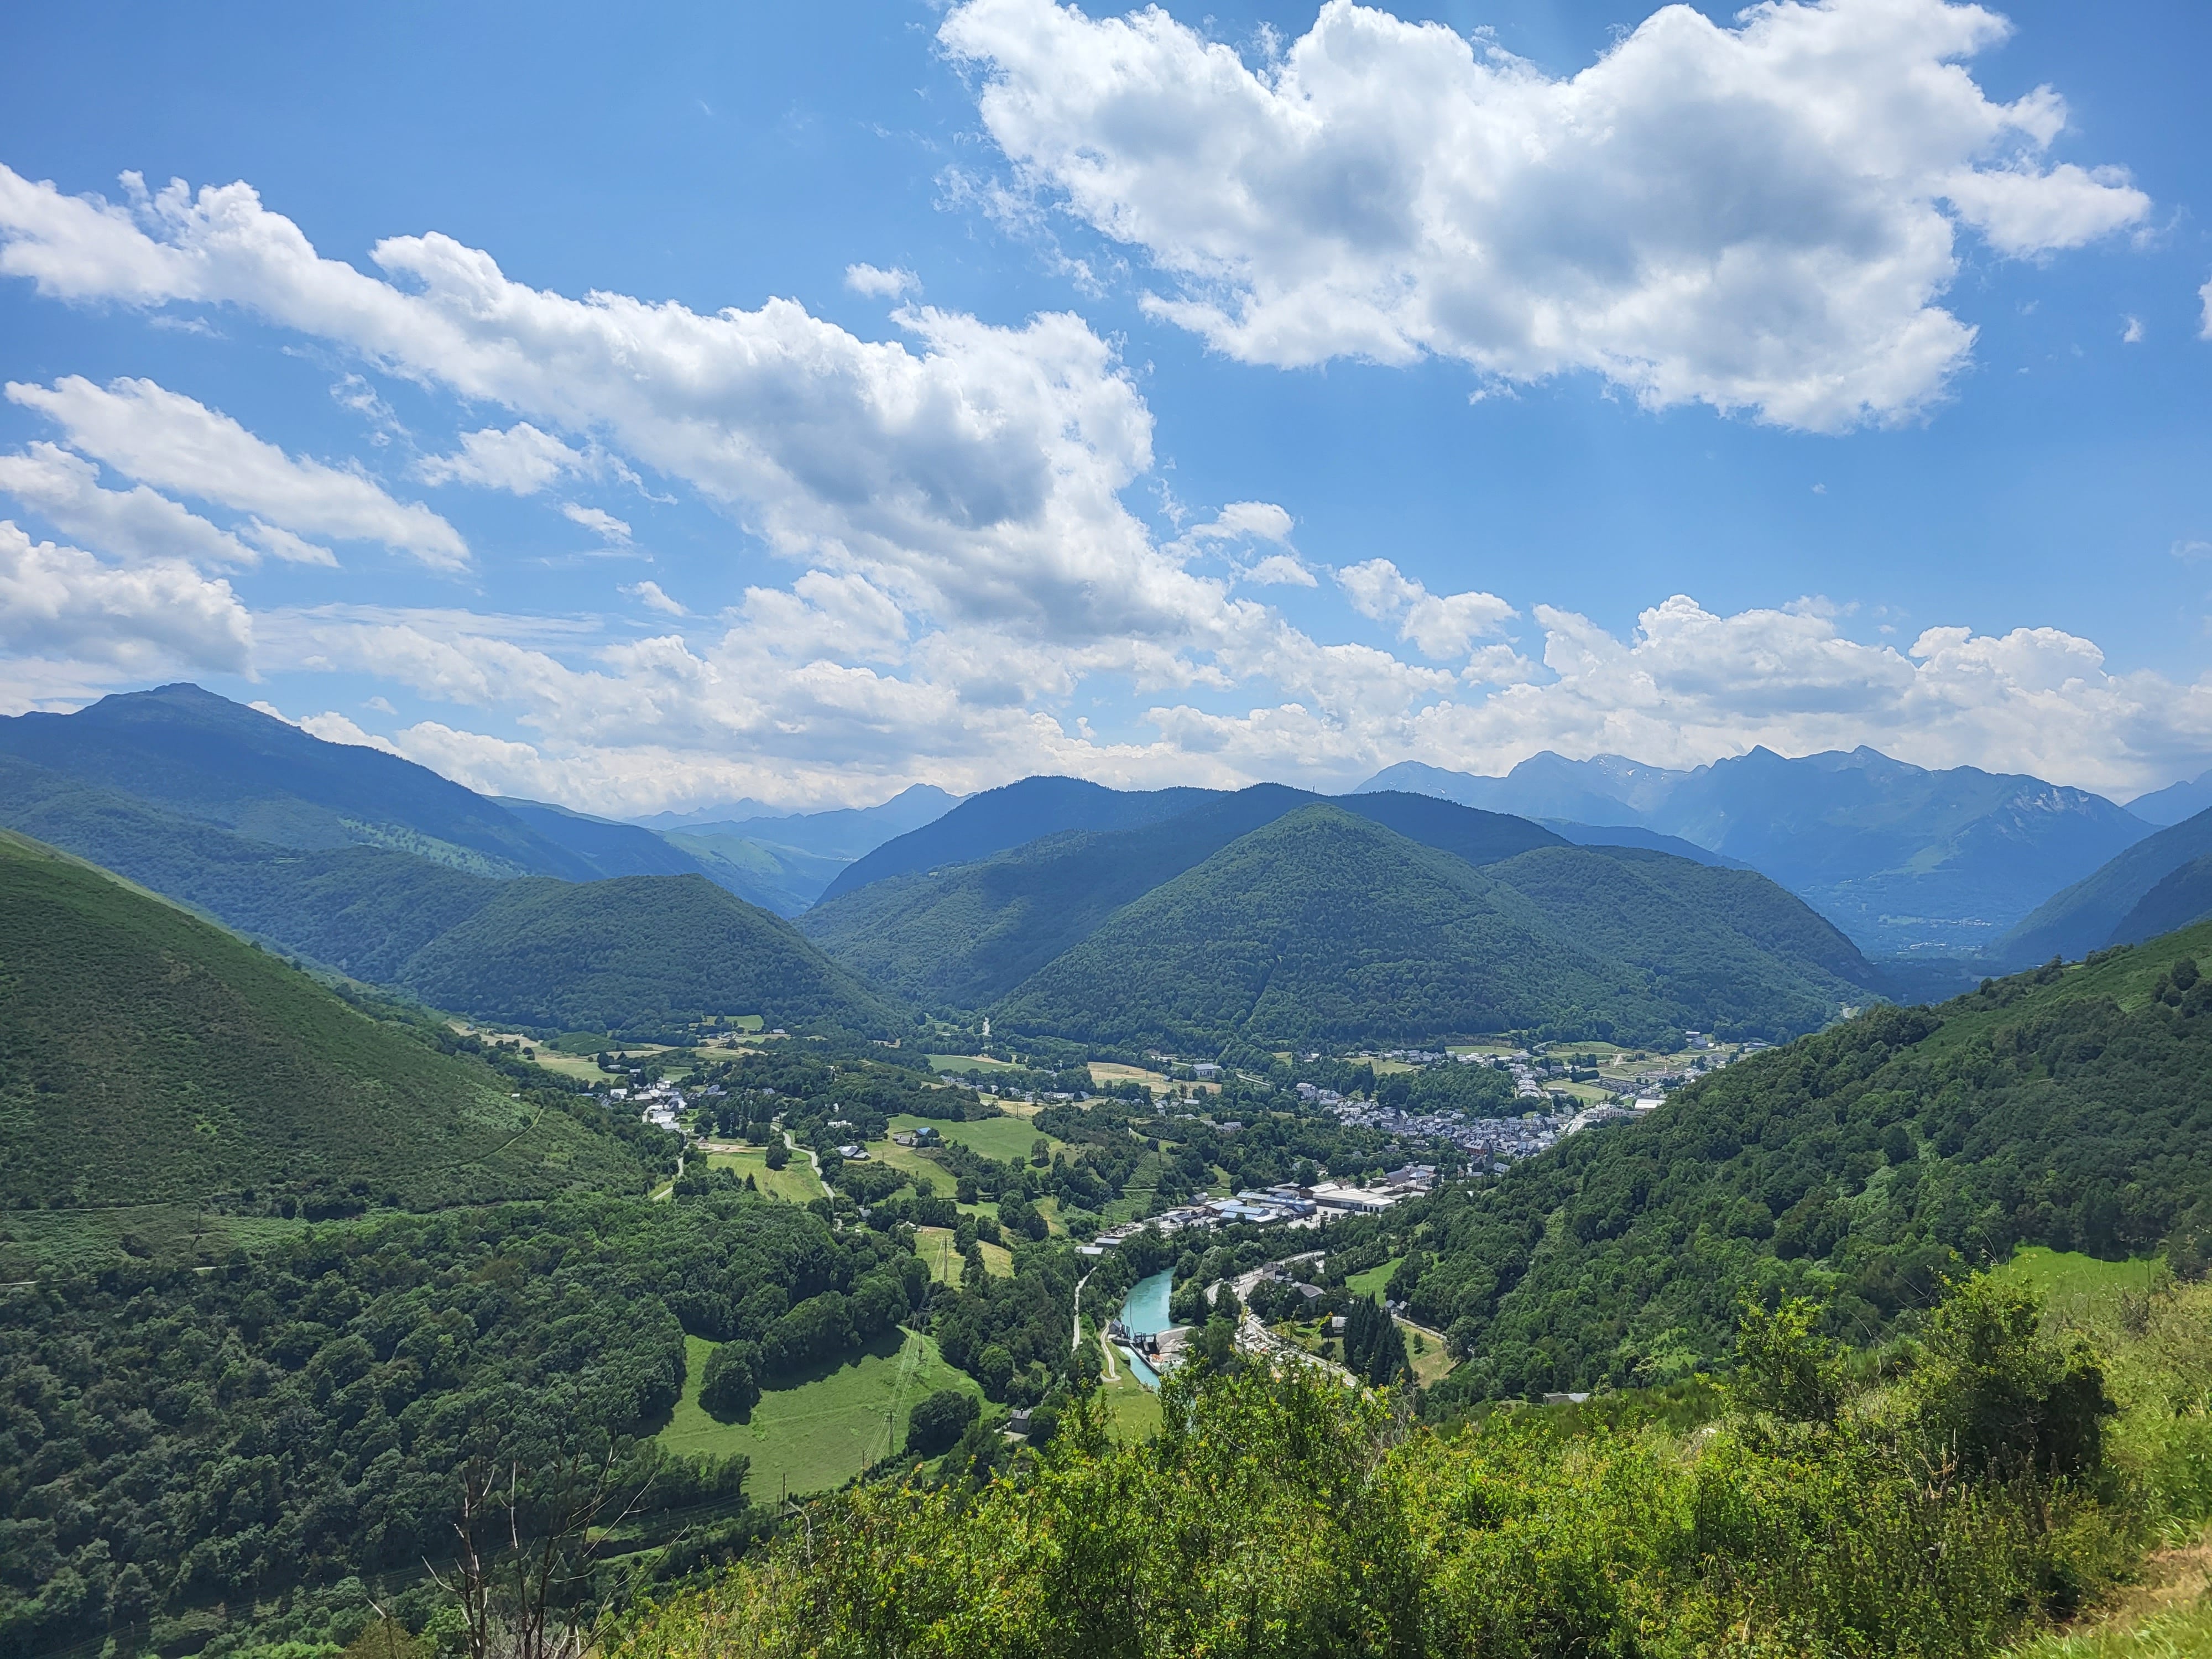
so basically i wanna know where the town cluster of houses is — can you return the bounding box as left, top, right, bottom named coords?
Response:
left=1078, top=1166, right=1439, bottom=1256
left=607, top=1078, right=689, bottom=1133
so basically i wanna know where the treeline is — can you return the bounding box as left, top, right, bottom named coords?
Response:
left=0, top=1193, right=913, bottom=1659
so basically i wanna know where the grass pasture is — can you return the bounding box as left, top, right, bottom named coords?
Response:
left=701, top=1144, right=825, bottom=1204
left=659, top=1329, right=979, bottom=1500
left=1995, top=1247, right=2166, bottom=1316
left=1092, top=1323, right=1164, bottom=1440
left=1399, top=1320, right=1457, bottom=1388
left=1345, top=1257, right=1402, bottom=1302
left=887, top=1113, right=1065, bottom=1165
left=865, top=1138, right=954, bottom=1192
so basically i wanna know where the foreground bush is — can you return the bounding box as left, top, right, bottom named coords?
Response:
left=608, top=1274, right=2144, bottom=1659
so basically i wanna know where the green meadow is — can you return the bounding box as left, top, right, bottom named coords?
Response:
left=659, top=1329, right=979, bottom=1501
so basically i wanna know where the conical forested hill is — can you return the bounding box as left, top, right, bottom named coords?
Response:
left=991, top=805, right=1868, bottom=1048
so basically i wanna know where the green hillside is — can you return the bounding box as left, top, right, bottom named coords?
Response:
left=2114, top=851, right=2212, bottom=944
left=0, top=831, right=651, bottom=1214
left=1481, top=843, right=1881, bottom=1025
left=0, top=753, right=911, bottom=1036
left=1371, top=917, right=2212, bottom=1404
left=394, top=872, right=906, bottom=1034
left=991, top=806, right=1866, bottom=1048
left=0, top=753, right=500, bottom=979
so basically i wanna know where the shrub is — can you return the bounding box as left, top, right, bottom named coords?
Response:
left=906, top=1389, right=979, bottom=1457
left=700, top=1342, right=760, bottom=1421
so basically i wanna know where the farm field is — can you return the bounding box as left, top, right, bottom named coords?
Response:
left=659, top=1329, right=979, bottom=1500
left=1088, top=1061, right=1168, bottom=1093
left=915, top=1224, right=1013, bottom=1281
left=1548, top=1080, right=1618, bottom=1103
left=887, top=1112, right=1066, bottom=1165
left=702, top=1144, right=825, bottom=1204
left=520, top=1048, right=618, bottom=1082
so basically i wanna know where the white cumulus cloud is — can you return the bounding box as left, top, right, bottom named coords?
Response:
left=0, top=166, right=1216, bottom=644
left=1338, top=557, right=1516, bottom=660
left=845, top=263, right=920, bottom=299
left=941, top=0, right=2150, bottom=430
left=1244, top=552, right=1317, bottom=587
left=562, top=503, right=633, bottom=544
left=0, top=441, right=262, bottom=566
left=419, top=422, right=588, bottom=495
left=5, top=375, right=468, bottom=567
left=0, top=518, right=252, bottom=672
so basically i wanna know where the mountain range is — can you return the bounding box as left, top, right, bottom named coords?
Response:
left=0, top=687, right=899, bottom=1037
left=1359, top=747, right=2154, bottom=956
left=17, top=684, right=2212, bottom=1054
left=802, top=779, right=1881, bottom=1049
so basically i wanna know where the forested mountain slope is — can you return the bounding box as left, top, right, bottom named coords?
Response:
left=394, top=873, right=906, bottom=1034
left=0, top=1196, right=914, bottom=1659
left=1391, top=919, right=2212, bottom=1403
left=495, top=796, right=717, bottom=879
left=0, top=831, right=652, bottom=1213
left=802, top=786, right=1566, bottom=1008
left=802, top=788, right=1576, bottom=1009
left=2114, top=853, right=2212, bottom=946
left=0, top=730, right=909, bottom=1037
left=1995, top=804, right=2212, bottom=966
left=993, top=807, right=1869, bottom=1048
left=0, top=684, right=597, bottom=878
left=0, top=754, right=501, bottom=980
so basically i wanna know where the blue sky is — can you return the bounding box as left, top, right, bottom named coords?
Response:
left=1, top=0, right=2208, bottom=812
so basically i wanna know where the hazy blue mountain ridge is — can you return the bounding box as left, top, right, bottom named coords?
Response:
left=0, top=684, right=598, bottom=880
left=2125, top=768, right=2212, bottom=826
left=1995, top=804, right=2212, bottom=965
left=664, top=783, right=962, bottom=859
left=1357, top=745, right=2152, bottom=955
